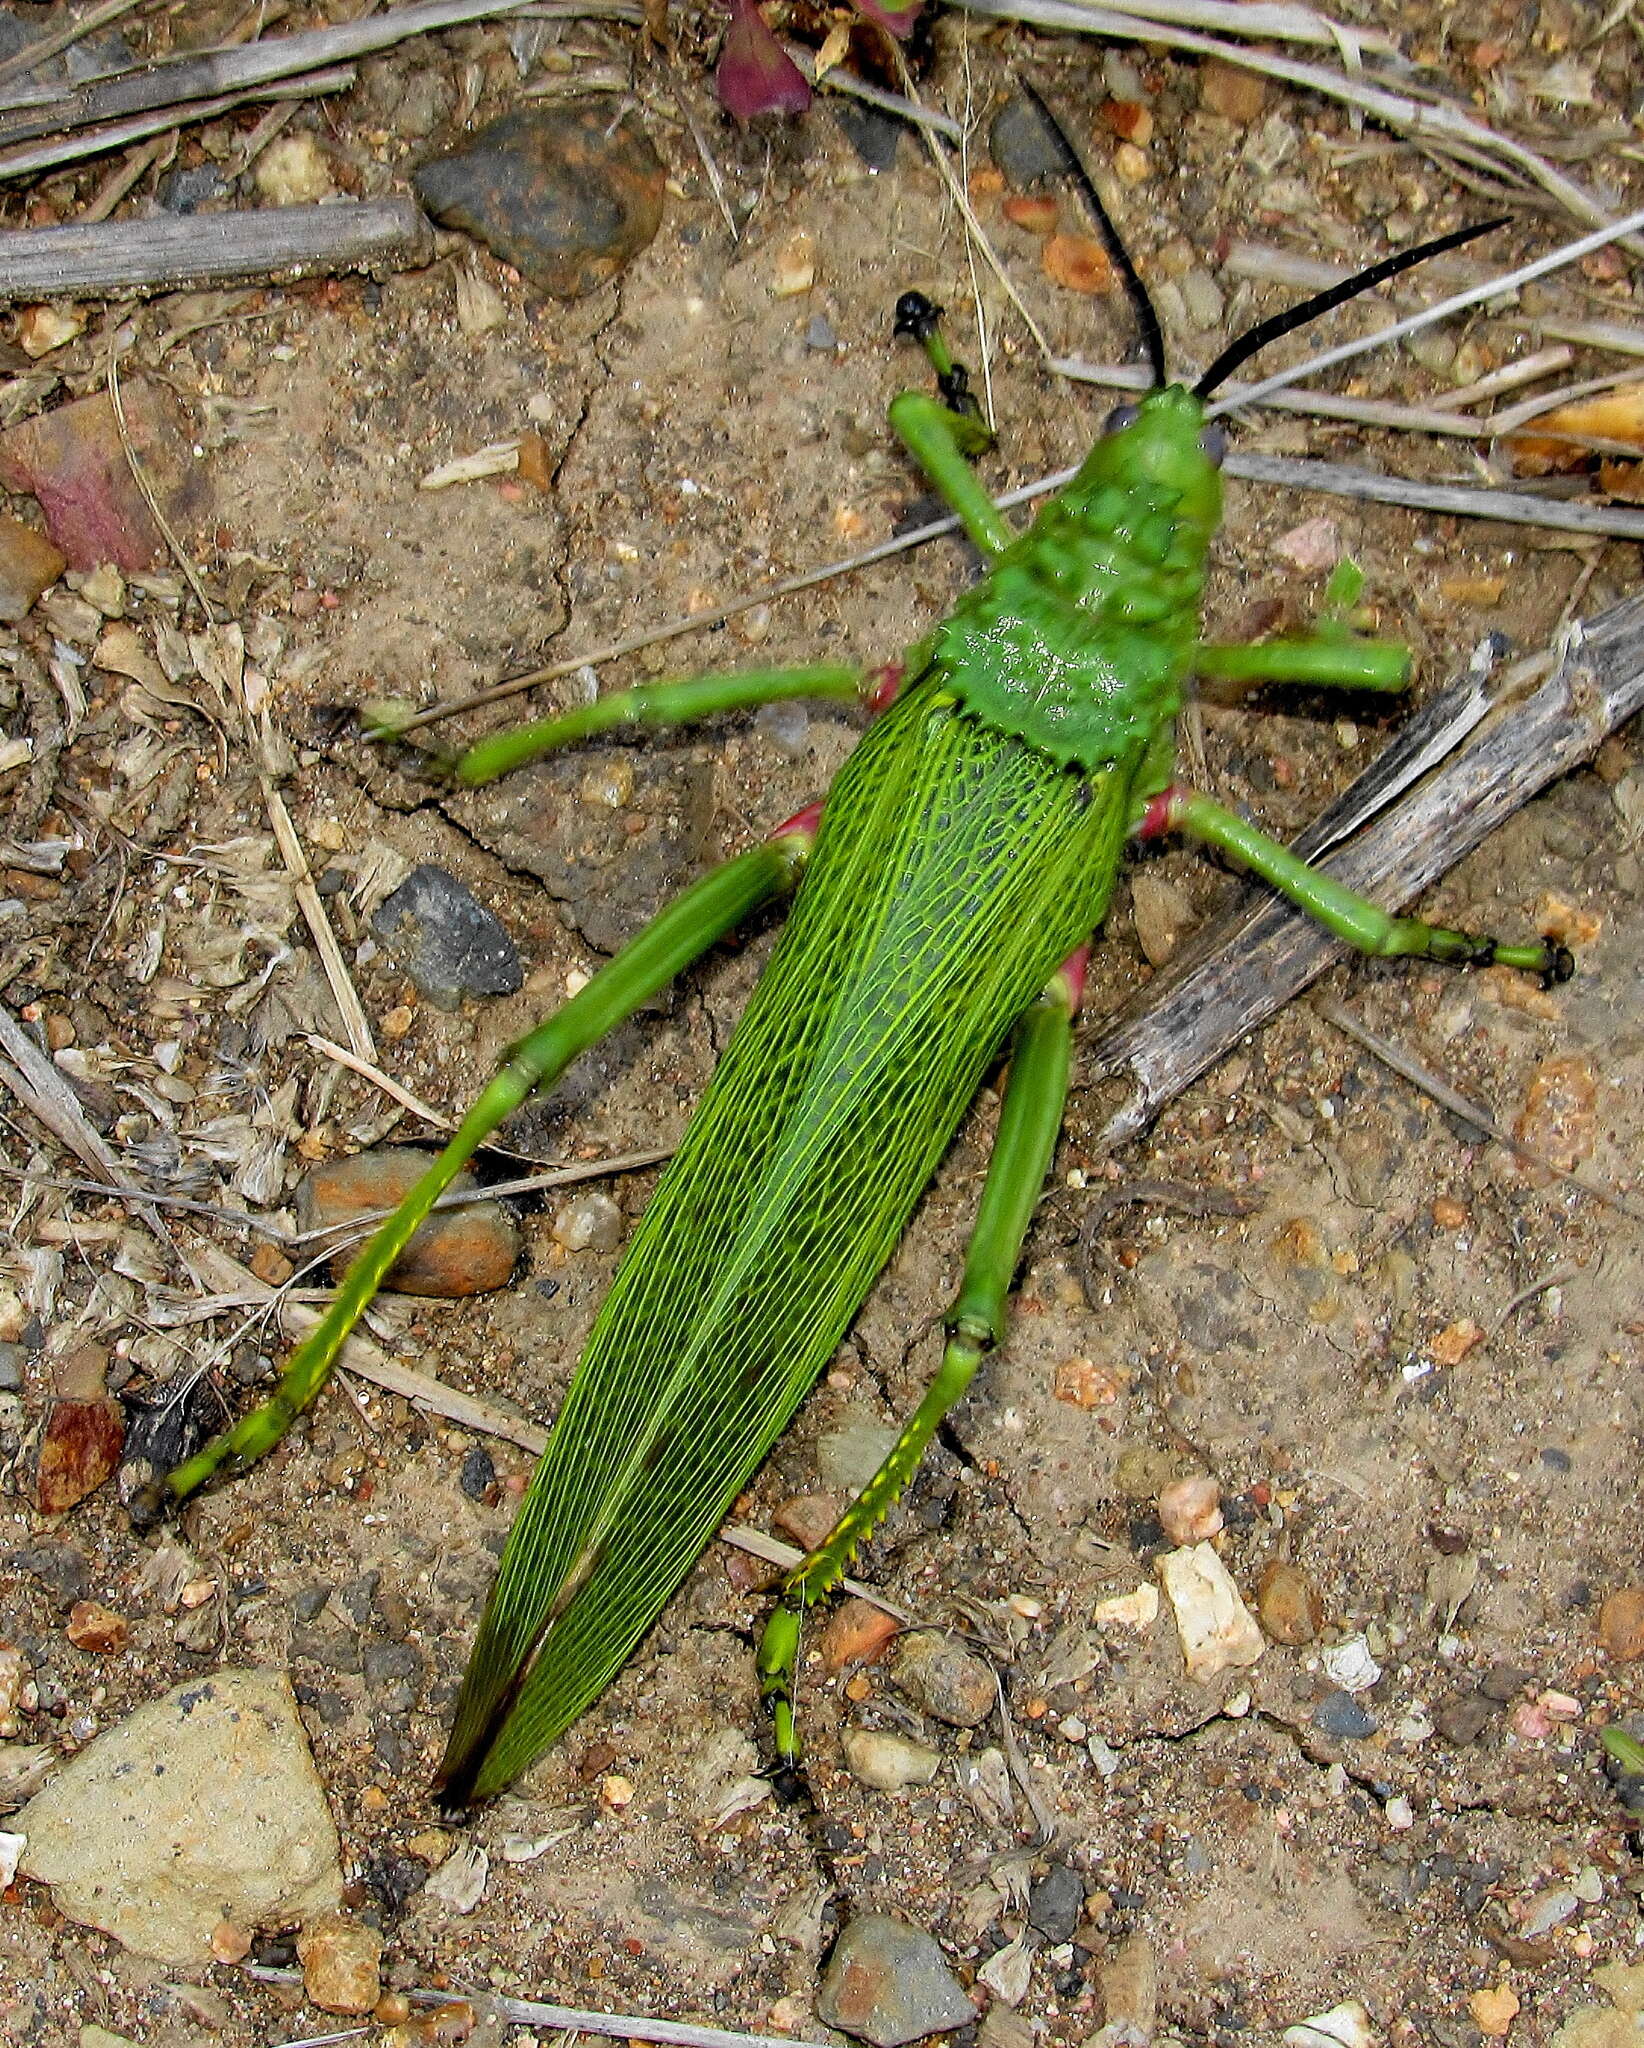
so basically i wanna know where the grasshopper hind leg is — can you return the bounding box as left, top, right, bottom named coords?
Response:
left=755, top=955, right=1081, bottom=1786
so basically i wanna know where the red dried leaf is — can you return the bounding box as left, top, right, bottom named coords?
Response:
left=716, top=0, right=811, bottom=119
left=36, top=1397, right=125, bottom=1515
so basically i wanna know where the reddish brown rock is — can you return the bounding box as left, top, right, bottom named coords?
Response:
left=0, top=378, right=200, bottom=571
left=413, top=105, right=665, bottom=301
left=1599, top=1586, right=1644, bottom=1662
left=821, top=1598, right=900, bottom=1674
left=298, top=1148, right=519, bottom=1297
left=1199, top=58, right=1270, bottom=123
left=65, top=1601, right=129, bottom=1653
left=36, top=1398, right=125, bottom=1514
left=0, top=515, right=64, bottom=620
left=773, top=1492, right=843, bottom=1551
left=1256, top=1559, right=1324, bottom=1646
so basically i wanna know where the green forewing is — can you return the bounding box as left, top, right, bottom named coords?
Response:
left=442, top=673, right=1133, bottom=1793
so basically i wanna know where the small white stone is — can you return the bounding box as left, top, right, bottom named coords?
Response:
left=1384, top=1796, right=1415, bottom=1831
left=1157, top=1544, right=1264, bottom=1683
left=1321, top=1634, right=1382, bottom=1694
left=1281, top=2000, right=1374, bottom=2048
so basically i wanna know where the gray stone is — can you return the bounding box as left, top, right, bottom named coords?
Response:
left=414, top=105, right=665, bottom=301
left=372, top=865, right=522, bottom=1008
left=891, top=1630, right=997, bottom=1728
left=989, top=95, right=1071, bottom=186
left=817, top=1912, right=975, bottom=2047
left=1028, top=1862, right=1084, bottom=1943
left=1312, top=1689, right=1378, bottom=1741
left=16, top=1667, right=341, bottom=1964
left=840, top=1728, right=941, bottom=1792
left=1434, top=1691, right=1493, bottom=1747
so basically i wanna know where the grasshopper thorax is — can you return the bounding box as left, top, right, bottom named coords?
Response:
left=932, top=384, right=1221, bottom=774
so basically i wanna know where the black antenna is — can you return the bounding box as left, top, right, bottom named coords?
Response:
left=1020, top=78, right=1166, bottom=390
left=1194, top=217, right=1509, bottom=399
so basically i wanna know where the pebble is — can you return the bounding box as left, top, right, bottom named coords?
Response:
left=773, top=1492, right=843, bottom=1551
left=1098, top=1932, right=1156, bottom=2038
left=1312, top=1690, right=1377, bottom=1741
left=1181, top=265, right=1225, bottom=331
left=1281, top=2002, right=1373, bottom=2048
left=254, top=133, right=336, bottom=206
left=1158, top=1473, right=1222, bottom=1546
left=0, top=516, right=64, bottom=621
left=549, top=1191, right=624, bottom=1253
left=372, top=865, right=523, bottom=1008
left=1043, top=234, right=1114, bottom=295
left=988, top=95, right=1072, bottom=185
left=1469, top=1983, right=1519, bottom=2037
left=1092, top=1583, right=1159, bottom=1631
left=299, top=1148, right=519, bottom=1297
left=890, top=1630, right=996, bottom=1727
left=458, top=1444, right=496, bottom=1501
left=1158, top=1543, right=1264, bottom=1682
left=1130, top=871, right=1196, bottom=967
left=1028, top=1863, right=1084, bottom=1943
left=1199, top=57, right=1270, bottom=122
left=414, top=106, right=665, bottom=300
left=1273, top=515, right=1340, bottom=574
left=297, top=1911, right=383, bottom=2014
left=1435, top=1692, right=1493, bottom=1747
left=64, top=1601, right=128, bottom=1653
left=1599, top=1586, right=1644, bottom=1661
left=0, top=378, right=191, bottom=570
left=16, top=1668, right=341, bottom=1964
left=1321, top=1633, right=1381, bottom=1693
left=1257, top=1560, right=1323, bottom=1645
left=1513, top=1054, right=1598, bottom=1174
left=816, top=1912, right=974, bottom=2047
left=1480, top=1661, right=1532, bottom=1702
left=817, top=1421, right=898, bottom=1495
left=820, top=1598, right=899, bottom=1673
left=35, top=1398, right=124, bottom=1514
left=840, top=1729, right=941, bottom=1792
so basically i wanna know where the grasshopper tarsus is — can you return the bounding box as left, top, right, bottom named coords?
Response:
left=892, top=288, right=942, bottom=343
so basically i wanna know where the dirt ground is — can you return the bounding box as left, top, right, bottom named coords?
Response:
left=1, top=2, right=1643, bottom=2044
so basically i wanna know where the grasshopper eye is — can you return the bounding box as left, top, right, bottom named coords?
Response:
left=1200, top=424, right=1227, bottom=466
left=1103, top=402, right=1140, bottom=435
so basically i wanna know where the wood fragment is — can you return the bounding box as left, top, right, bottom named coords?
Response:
left=0, top=67, right=357, bottom=184
left=0, top=0, right=641, bottom=142
left=0, top=0, right=146, bottom=90
left=0, top=195, right=432, bottom=297
left=1225, top=240, right=1644, bottom=360
left=304, top=1033, right=452, bottom=1130
left=184, top=1239, right=550, bottom=1450
left=1226, top=449, right=1644, bottom=539
left=1084, top=596, right=1644, bottom=1146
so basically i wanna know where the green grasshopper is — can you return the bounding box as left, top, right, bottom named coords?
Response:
left=163, top=108, right=1571, bottom=1805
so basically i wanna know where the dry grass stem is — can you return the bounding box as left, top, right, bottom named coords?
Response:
left=259, top=778, right=377, bottom=1063
left=1315, top=998, right=1644, bottom=1224
left=304, top=1032, right=451, bottom=1130
left=951, top=0, right=1637, bottom=243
